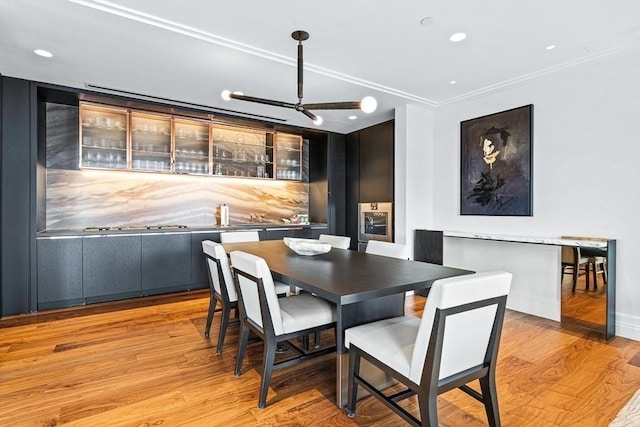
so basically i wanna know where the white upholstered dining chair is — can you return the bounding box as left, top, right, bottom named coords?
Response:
left=365, top=240, right=409, bottom=259
left=202, top=240, right=239, bottom=353
left=231, top=250, right=337, bottom=408
left=202, top=240, right=290, bottom=353
left=345, top=271, right=512, bottom=426
left=318, top=234, right=351, bottom=249
left=561, top=246, right=589, bottom=293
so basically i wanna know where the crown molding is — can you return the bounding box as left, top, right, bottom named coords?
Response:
left=68, top=0, right=640, bottom=111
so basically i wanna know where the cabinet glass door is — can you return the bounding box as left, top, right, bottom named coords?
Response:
left=275, top=133, right=302, bottom=180
left=131, top=113, right=172, bottom=172
left=212, top=125, right=273, bottom=178
left=174, top=119, right=210, bottom=175
left=79, top=104, right=128, bottom=170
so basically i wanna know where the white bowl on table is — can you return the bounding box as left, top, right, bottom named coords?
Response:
left=283, top=237, right=331, bottom=256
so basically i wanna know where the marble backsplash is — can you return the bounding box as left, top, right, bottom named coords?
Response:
left=46, top=169, right=309, bottom=230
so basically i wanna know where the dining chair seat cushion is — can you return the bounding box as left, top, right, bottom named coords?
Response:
left=278, top=293, right=336, bottom=334
left=345, top=315, right=420, bottom=378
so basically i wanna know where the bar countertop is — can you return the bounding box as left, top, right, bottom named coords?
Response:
left=37, top=223, right=328, bottom=238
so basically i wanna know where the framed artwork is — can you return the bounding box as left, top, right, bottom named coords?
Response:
left=460, top=104, right=533, bottom=216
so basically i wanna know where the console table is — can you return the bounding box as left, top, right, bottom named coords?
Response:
left=418, top=230, right=616, bottom=340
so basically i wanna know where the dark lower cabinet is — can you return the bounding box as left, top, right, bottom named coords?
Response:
left=310, top=227, right=329, bottom=239
left=37, top=238, right=83, bottom=310
left=83, top=235, right=141, bottom=303
left=190, top=232, right=221, bottom=287
left=264, top=227, right=312, bottom=240
left=142, top=233, right=192, bottom=294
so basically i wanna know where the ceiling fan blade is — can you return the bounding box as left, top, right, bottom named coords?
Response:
left=229, top=93, right=296, bottom=109
left=300, top=108, right=318, bottom=122
left=303, top=101, right=361, bottom=110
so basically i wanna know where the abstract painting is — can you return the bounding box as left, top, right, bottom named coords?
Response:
left=460, top=105, right=533, bottom=216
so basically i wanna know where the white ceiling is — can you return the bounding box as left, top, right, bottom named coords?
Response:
left=1, top=0, right=639, bottom=133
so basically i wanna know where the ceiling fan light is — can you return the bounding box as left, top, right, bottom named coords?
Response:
left=360, top=96, right=377, bottom=113
left=221, top=90, right=232, bottom=101
left=313, top=115, right=323, bottom=126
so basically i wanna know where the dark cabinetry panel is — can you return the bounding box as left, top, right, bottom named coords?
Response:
left=264, top=228, right=312, bottom=240
left=191, top=232, right=221, bottom=287
left=37, top=238, right=83, bottom=309
left=308, top=132, right=346, bottom=235
left=358, top=120, right=394, bottom=203
left=310, top=227, right=329, bottom=239
left=1, top=77, right=34, bottom=316
left=346, top=120, right=394, bottom=248
left=83, top=236, right=141, bottom=302
left=142, top=233, right=192, bottom=293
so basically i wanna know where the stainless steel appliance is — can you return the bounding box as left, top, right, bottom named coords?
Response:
left=358, top=202, right=393, bottom=252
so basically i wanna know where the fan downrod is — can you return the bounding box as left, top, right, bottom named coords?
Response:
left=291, top=30, right=309, bottom=42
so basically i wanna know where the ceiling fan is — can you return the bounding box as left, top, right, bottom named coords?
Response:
left=221, top=30, right=377, bottom=126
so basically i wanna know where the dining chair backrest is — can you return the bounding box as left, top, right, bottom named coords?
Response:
left=230, top=250, right=285, bottom=335
left=561, top=246, right=587, bottom=264
left=202, top=240, right=237, bottom=302
left=318, top=234, right=351, bottom=249
left=409, top=271, right=512, bottom=385
left=365, top=240, right=409, bottom=259
left=220, top=231, right=260, bottom=244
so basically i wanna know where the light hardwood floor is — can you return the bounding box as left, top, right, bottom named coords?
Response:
left=1, top=284, right=638, bottom=426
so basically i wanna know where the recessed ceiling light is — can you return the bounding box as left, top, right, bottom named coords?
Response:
left=420, top=17, right=434, bottom=26
left=449, top=32, right=467, bottom=42
left=34, top=49, right=53, bottom=58
left=546, top=44, right=556, bottom=50
left=450, top=80, right=457, bottom=85
left=348, top=115, right=357, bottom=120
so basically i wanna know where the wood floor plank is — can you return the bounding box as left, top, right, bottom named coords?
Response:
left=1, top=289, right=638, bottom=426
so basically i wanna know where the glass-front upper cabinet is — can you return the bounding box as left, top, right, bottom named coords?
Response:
left=174, top=119, right=210, bottom=175
left=131, top=112, right=172, bottom=172
left=212, top=125, right=273, bottom=178
left=275, top=133, right=302, bottom=180
left=78, top=103, right=303, bottom=180
left=79, top=104, right=128, bottom=170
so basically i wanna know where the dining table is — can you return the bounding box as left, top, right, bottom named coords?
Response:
left=221, top=239, right=473, bottom=407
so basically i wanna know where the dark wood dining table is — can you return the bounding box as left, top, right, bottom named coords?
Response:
left=222, top=239, right=473, bottom=407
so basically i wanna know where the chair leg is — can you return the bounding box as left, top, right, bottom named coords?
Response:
left=585, top=264, right=591, bottom=291
left=479, top=375, right=501, bottom=427
left=592, top=262, right=598, bottom=290
left=571, top=267, right=578, bottom=293
left=234, top=322, right=250, bottom=376
left=216, top=304, right=231, bottom=354
left=204, top=296, right=218, bottom=338
left=258, top=340, right=278, bottom=409
left=417, top=388, right=438, bottom=427
left=302, top=335, right=310, bottom=351
left=314, top=331, right=321, bottom=349
left=346, top=349, right=361, bottom=417
left=602, top=262, right=608, bottom=284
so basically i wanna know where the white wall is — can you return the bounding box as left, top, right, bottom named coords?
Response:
left=397, top=45, right=640, bottom=340
left=394, top=104, right=437, bottom=249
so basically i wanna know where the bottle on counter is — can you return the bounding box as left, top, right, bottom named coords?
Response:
left=220, top=204, right=230, bottom=227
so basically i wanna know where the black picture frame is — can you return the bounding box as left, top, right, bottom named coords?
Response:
left=460, top=105, right=533, bottom=216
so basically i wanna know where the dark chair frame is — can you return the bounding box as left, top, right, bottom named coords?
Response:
left=233, top=267, right=337, bottom=409
left=347, top=295, right=508, bottom=427
left=561, top=246, right=592, bottom=292
left=203, top=251, right=239, bottom=354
